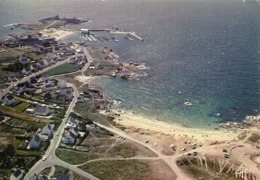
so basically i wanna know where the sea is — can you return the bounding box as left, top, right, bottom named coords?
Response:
left=0, top=0, right=259, bottom=129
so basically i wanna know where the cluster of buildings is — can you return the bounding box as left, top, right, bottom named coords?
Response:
left=62, top=117, right=80, bottom=145
left=27, top=124, right=54, bottom=150
left=8, top=45, right=87, bottom=83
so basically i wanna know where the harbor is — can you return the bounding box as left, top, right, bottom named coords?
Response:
left=81, top=28, right=144, bottom=42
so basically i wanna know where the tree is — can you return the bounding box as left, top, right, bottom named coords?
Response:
left=6, top=144, right=16, bottom=157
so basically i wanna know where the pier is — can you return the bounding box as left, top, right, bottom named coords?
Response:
left=81, top=28, right=144, bottom=41
left=110, top=31, right=144, bottom=41
left=81, top=28, right=109, bottom=34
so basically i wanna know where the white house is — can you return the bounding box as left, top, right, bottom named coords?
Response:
left=15, top=72, right=24, bottom=78
left=40, top=124, right=53, bottom=137
left=10, top=168, right=24, bottom=180
left=66, top=117, right=78, bottom=129
left=39, top=60, right=49, bottom=68
left=19, top=56, right=30, bottom=65
left=86, top=124, right=100, bottom=132
left=39, top=76, right=49, bottom=83
left=3, top=95, right=17, bottom=106
left=36, top=62, right=43, bottom=69
left=34, top=105, right=51, bottom=116
left=22, top=67, right=31, bottom=75
left=37, top=47, right=45, bottom=53
left=8, top=75, right=17, bottom=82
left=58, top=80, right=67, bottom=89
left=62, top=131, right=75, bottom=144
left=25, top=108, right=34, bottom=114
left=59, top=88, right=73, bottom=100
left=57, top=53, right=67, bottom=61
left=43, top=59, right=49, bottom=67
left=28, top=77, right=38, bottom=85
left=70, top=127, right=80, bottom=137
left=43, top=84, right=54, bottom=92
left=68, top=57, right=77, bottom=64
left=30, top=64, right=39, bottom=72
left=27, top=135, right=41, bottom=149
left=12, top=86, right=25, bottom=95
left=53, top=46, right=60, bottom=54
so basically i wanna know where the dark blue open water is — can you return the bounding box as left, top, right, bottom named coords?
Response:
left=1, top=0, right=259, bottom=128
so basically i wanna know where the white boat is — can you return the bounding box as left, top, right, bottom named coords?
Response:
left=125, top=36, right=133, bottom=41
left=85, top=35, right=93, bottom=41
left=90, top=35, right=97, bottom=41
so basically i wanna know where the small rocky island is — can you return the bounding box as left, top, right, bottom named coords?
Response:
left=14, top=15, right=89, bottom=30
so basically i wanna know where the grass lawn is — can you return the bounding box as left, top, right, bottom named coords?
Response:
left=53, top=166, right=69, bottom=177
left=74, top=100, right=93, bottom=116
left=107, top=143, right=136, bottom=158
left=0, top=49, right=24, bottom=61
left=8, top=119, right=46, bottom=131
left=0, top=123, right=24, bottom=135
left=0, top=46, right=35, bottom=62
left=56, top=148, right=101, bottom=165
left=25, top=52, right=46, bottom=61
left=79, top=160, right=151, bottom=180
left=43, top=63, right=79, bottom=76
left=16, top=149, right=43, bottom=156
left=13, top=102, right=31, bottom=112
left=40, top=167, right=52, bottom=176
left=11, top=139, right=28, bottom=150
left=0, top=105, right=47, bottom=122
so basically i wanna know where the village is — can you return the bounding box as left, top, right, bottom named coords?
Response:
left=0, top=15, right=152, bottom=179
left=0, top=19, right=119, bottom=179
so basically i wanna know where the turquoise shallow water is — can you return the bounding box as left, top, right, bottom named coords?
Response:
left=1, top=0, right=259, bottom=129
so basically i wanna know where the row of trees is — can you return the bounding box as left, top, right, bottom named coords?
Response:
left=2, top=62, right=28, bottom=72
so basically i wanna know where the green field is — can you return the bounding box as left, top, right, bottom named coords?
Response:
left=43, top=63, right=79, bottom=76
left=13, top=102, right=31, bottom=112
left=0, top=105, right=47, bottom=122
left=0, top=46, right=35, bottom=62
left=79, top=160, right=151, bottom=180
left=56, top=148, right=101, bottom=165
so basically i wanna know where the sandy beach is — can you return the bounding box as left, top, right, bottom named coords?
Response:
left=105, top=109, right=240, bottom=143
left=99, top=109, right=260, bottom=179
left=40, top=29, right=78, bottom=41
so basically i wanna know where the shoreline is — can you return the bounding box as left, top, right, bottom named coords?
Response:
left=100, top=109, right=240, bottom=143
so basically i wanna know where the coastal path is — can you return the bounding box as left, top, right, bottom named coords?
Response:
left=81, top=46, right=94, bottom=76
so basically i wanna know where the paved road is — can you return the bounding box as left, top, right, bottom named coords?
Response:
left=81, top=46, right=94, bottom=76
